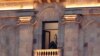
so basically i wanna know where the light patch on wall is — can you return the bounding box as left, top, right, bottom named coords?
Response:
left=65, top=3, right=100, bottom=8
left=0, top=1, right=33, bottom=10
left=63, top=0, right=100, bottom=8
left=63, top=15, right=77, bottom=22
left=19, top=16, right=32, bottom=24
left=0, top=0, right=100, bottom=10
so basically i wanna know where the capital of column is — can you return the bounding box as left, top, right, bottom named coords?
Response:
left=61, top=19, right=80, bottom=25
left=18, top=16, right=33, bottom=25
left=61, top=14, right=83, bottom=25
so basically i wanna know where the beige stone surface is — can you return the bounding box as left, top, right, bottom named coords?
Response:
left=0, top=4, right=100, bottom=56
left=64, top=23, right=79, bottom=56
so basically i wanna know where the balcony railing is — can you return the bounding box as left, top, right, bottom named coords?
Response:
left=34, top=49, right=61, bottom=56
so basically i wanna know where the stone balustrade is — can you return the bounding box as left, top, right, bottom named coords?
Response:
left=34, top=49, right=61, bottom=56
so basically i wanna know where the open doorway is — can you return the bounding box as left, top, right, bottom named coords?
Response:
left=42, top=21, right=58, bottom=49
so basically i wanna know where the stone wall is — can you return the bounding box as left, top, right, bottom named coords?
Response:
left=0, top=18, right=19, bottom=56
left=0, top=17, right=34, bottom=56
left=0, top=5, right=100, bottom=56
left=80, top=15, right=100, bottom=56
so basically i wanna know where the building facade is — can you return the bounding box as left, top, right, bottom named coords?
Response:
left=0, top=0, right=100, bottom=56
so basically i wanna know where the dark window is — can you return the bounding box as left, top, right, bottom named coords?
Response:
left=42, top=21, right=58, bottom=49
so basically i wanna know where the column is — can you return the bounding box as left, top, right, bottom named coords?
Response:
left=19, top=24, right=33, bottom=56
left=64, top=22, right=79, bottom=56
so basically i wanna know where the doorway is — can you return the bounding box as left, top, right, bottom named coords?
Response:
left=42, top=21, right=58, bottom=49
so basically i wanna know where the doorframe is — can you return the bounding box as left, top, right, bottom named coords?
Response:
left=42, top=21, right=58, bottom=49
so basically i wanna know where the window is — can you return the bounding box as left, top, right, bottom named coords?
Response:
left=42, top=21, right=58, bottom=49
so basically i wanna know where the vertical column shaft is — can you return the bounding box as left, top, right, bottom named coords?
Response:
left=64, top=23, right=79, bottom=56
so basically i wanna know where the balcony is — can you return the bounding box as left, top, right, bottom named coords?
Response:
left=34, top=49, right=61, bottom=56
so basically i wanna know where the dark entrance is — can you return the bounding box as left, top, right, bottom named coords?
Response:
left=42, top=21, right=58, bottom=49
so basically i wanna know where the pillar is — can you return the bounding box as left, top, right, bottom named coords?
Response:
left=19, top=24, right=33, bottom=56
left=64, top=22, right=79, bottom=56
